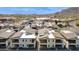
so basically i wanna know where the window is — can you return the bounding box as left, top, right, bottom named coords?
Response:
left=52, top=45, right=54, bottom=47
left=77, top=45, right=79, bottom=47
left=15, top=44, right=19, bottom=48
left=32, top=39, right=34, bottom=43
left=55, top=45, right=62, bottom=48
left=19, top=44, right=23, bottom=47
left=69, top=45, right=76, bottom=49
left=19, top=39, right=24, bottom=43
left=48, top=45, right=50, bottom=48
left=22, top=39, right=24, bottom=42
left=28, top=44, right=34, bottom=48
left=52, top=40, right=54, bottom=42
left=30, top=40, right=32, bottom=42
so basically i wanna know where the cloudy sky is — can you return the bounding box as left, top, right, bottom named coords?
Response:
left=0, top=7, right=68, bottom=14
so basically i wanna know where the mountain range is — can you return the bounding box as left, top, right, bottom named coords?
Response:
left=54, top=7, right=79, bottom=19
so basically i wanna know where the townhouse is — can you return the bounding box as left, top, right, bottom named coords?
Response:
left=47, top=29, right=68, bottom=49
left=19, top=32, right=36, bottom=48
left=10, top=32, right=23, bottom=49
left=37, top=28, right=55, bottom=50
left=10, top=28, right=37, bottom=49
left=60, top=30, right=77, bottom=49
left=0, top=29, right=15, bottom=48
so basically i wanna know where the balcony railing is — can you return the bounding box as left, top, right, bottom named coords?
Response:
left=12, top=39, right=19, bottom=43
left=55, top=40, right=62, bottom=43
left=0, top=39, right=6, bottom=42
left=68, top=40, right=76, bottom=43
left=40, top=40, right=47, bottom=43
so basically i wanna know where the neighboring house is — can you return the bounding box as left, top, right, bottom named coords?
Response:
left=44, top=22, right=52, bottom=27
left=0, top=29, right=15, bottom=48
left=0, top=23, right=5, bottom=29
left=38, top=28, right=55, bottom=49
left=55, top=19, right=69, bottom=28
left=48, top=30, right=66, bottom=49
left=60, top=30, right=77, bottom=49
left=19, top=33, right=36, bottom=48
left=36, top=21, right=43, bottom=29
left=31, top=20, right=44, bottom=29
left=10, top=32, right=23, bottom=48
left=30, top=22, right=37, bottom=29
left=68, top=21, right=76, bottom=27
left=10, top=29, right=36, bottom=49
left=8, top=23, right=15, bottom=29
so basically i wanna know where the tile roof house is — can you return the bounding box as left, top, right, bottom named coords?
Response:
left=48, top=30, right=66, bottom=49
left=37, top=29, right=55, bottom=50
left=0, top=29, right=15, bottom=48
left=60, top=30, right=77, bottom=49
left=10, top=29, right=36, bottom=49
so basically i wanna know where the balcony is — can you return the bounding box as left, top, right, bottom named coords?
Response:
left=25, top=39, right=35, bottom=44
left=68, top=40, right=76, bottom=43
left=13, top=44, right=19, bottom=48
left=56, top=40, right=62, bottom=43
left=12, top=39, right=19, bottom=43
left=27, top=44, right=34, bottom=48
left=40, top=45, right=47, bottom=49
left=40, top=39, right=47, bottom=43
left=69, top=45, right=76, bottom=49
left=0, top=39, right=6, bottom=43
left=0, top=44, right=6, bottom=48
left=55, top=44, right=63, bottom=48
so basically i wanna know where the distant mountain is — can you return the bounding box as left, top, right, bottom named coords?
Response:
left=54, top=7, right=79, bottom=19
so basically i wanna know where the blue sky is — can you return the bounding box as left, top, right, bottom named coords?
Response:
left=0, top=7, right=68, bottom=14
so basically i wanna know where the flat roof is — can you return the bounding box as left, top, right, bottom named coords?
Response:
left=6, top=29, right=13, bottom=32
left=48, top=30, right=55, bottom=39
left=48, top=33, right=55, bottom=39
left=20, top=33, right=36, bottom=39
left=48, top=30, right=55, bottom=33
